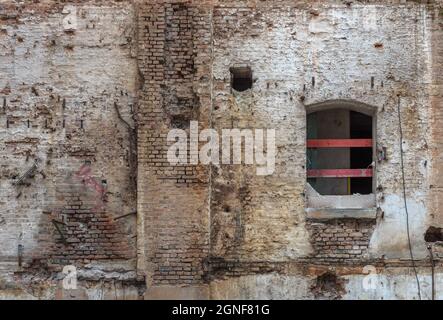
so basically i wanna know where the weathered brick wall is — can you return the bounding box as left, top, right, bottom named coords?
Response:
left=209, top=1, right=433, bottom=266
left=136, top=0, right=212, bottom=297
left=136, top=0, right=442, bottom=299
left=35, top=170, right=133, bottom=267
left=307, top=220, right=376, bottom=263
left=0, top=1, right=141, bottom=298
left=0, top=0, right=442, bottom=300
left=210, top=4, right=311, bottom=263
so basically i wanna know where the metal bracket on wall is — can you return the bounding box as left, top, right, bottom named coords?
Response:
left=12, top=159, right=39, bottom=186
left=18, top=244, right=24, bottom=267
left=114, top=211, right=137, bottom=221
left=377, top=146, right=387, bottom=162
left=51, top=219, right=67, bottom=244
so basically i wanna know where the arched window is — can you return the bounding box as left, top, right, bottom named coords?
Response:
left=305, top=101, right=377, bottom=217
left=307, top=108, right=373, bottom=196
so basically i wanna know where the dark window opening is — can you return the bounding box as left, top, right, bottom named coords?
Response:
left=230, top=67, right=252, bottom=92
left=350, top=111, right=373, bottom=194
left=307, top=109, right=373, bottom=196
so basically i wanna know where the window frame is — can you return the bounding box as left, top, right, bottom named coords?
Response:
left=304, top=100, right=377, bottom=218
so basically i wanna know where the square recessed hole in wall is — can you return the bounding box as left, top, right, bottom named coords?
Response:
left=230, top=66, right=252, bottom=92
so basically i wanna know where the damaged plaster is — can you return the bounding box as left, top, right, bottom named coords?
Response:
left=0, top=0, right=442, bottom=300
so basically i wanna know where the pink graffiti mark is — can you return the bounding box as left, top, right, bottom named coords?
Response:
left=75, top=164, right=107, bottom=212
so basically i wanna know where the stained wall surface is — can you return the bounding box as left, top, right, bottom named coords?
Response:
left=137, top=0, right=443, bottom=300
left=0, top=0, right=442, bottom=300
left=0, top=1, right=142, bottom=299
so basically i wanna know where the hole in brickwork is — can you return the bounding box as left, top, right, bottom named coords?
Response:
left=311, top=272, right=346, bottom=300
left=230, top=67, right=252, bottom=92
left=425, top=226, right=443, bottom=242
left=171, top=115, right=189, bottom=129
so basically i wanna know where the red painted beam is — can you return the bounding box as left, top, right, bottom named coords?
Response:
left=307, top=139, right=372, bottom=148
left=307, top=169, right=373, bottom=178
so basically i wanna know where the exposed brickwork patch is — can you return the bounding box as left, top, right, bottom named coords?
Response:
left=307, top=220, right=376, bottom=262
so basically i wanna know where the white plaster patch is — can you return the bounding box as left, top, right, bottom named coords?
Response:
left=369, top=194, right=428, bottom=259
left=210, top=274, right=313, bottom=300
left=62, top=5, right=78, bottom=32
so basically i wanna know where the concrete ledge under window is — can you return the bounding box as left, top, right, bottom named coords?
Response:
left=306, top=207, right=377, bottom=220
left=306, top=183, right=376, bottom=209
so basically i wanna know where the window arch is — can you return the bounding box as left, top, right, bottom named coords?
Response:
left=306, top=101, right=376, bottom=197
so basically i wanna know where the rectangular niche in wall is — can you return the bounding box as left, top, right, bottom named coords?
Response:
left=230, top=66, right=252, bottom=92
